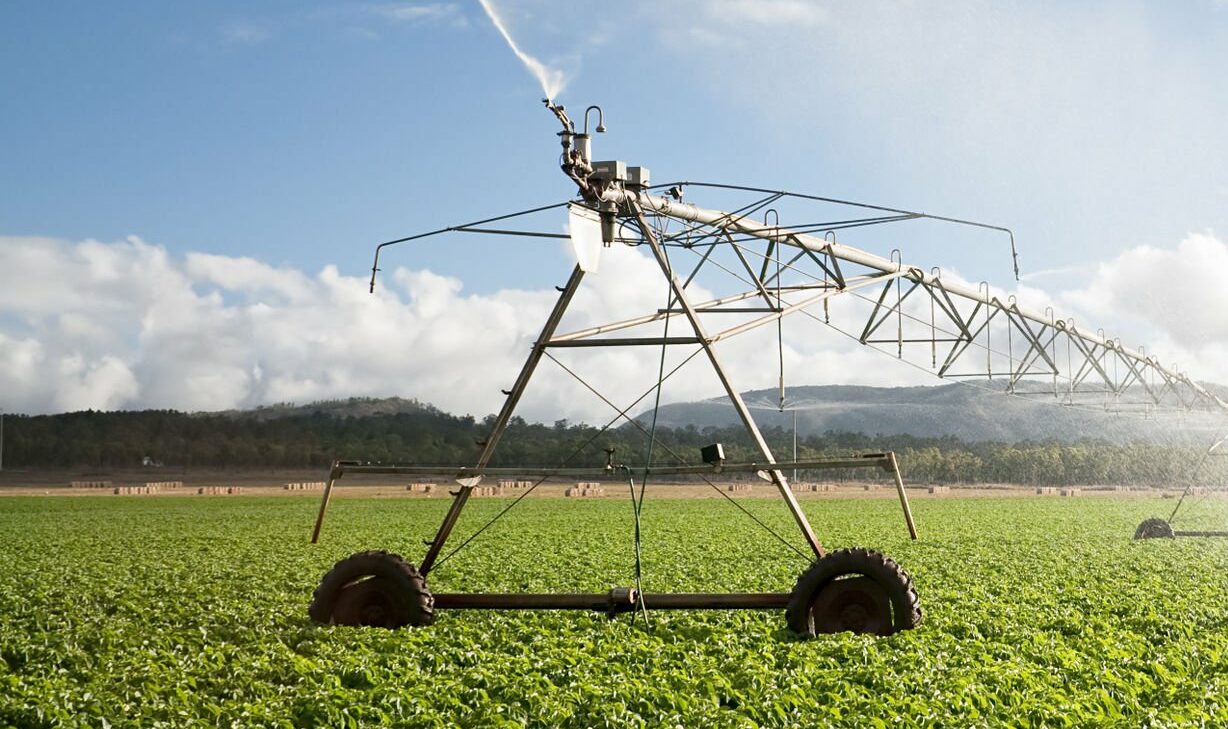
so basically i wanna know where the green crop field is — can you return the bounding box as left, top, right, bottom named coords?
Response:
left=2, top=493, right=1227, bottom=727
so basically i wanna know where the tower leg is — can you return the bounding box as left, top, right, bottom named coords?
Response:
left=310, top=462, right=343, bottom=544
left=888, top=452, right=919, bottom=540
left=419, top=265, right=587, bottom=574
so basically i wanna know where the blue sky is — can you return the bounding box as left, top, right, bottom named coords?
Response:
left=2, top=1, right=1227, bottom=417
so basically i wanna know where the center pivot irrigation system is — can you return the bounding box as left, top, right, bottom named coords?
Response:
left=308, top=101, right=1228, bottom=636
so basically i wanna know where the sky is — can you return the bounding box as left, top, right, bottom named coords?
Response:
left=1, top=1, right=1227, bottom=422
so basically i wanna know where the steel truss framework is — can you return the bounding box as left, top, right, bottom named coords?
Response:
left=310, top=105, right=1228, bottom=621
left=313, top=177, right=1227, bottom=588
left=588, top=183, right=1226, bottom=417
left=366, top=184, right=1227, bottom=420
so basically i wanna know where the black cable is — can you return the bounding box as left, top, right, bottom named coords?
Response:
left=641, top=219, right=675, bottom=508
left=432, top=346, right=709, bottom=571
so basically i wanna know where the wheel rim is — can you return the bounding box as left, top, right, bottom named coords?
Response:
left=810, top=575, right=893, bottom=635
left=333, top=577, right=399, bottom=627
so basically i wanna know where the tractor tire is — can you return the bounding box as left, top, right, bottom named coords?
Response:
left=309, top=550, right=434, bottom=629
left=786, top=547, right=921, bottom=637
left=1134, top=517, right=1174, bottom=540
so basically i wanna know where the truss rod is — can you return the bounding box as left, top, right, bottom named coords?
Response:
left=367, top=201, right=574, bottom=292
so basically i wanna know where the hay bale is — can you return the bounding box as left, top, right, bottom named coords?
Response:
left=928, top=485, right=950, bottom=495
left=1036, top=487, right=1058, bottom=496
left=497, top=479, right=536, bottom=489
left=284, top=482, right=325, bottom=491
left=792, top=482, right=831, bottom=492
left=566, top=482, right=605, bottom=497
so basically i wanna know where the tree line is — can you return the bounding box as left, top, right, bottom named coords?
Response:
left=2, top=402, right=1222, bottom=487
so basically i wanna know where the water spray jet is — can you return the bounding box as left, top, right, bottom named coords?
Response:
left=477, top=0, right=567, bottom=99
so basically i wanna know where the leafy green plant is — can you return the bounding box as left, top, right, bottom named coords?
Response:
left=1, top=494, right=1226, bottom=727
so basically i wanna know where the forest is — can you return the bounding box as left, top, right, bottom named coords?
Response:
left=1, top=399, right=1221, bottom=487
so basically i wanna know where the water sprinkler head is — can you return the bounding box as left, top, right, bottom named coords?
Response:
left=545, top=99, right=575, bottom=135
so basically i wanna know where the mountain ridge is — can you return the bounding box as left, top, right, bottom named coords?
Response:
left=636, top=382, right=1223, bottom=444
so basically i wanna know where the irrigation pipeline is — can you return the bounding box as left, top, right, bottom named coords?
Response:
left=365, top=177, right=1228, bottom=538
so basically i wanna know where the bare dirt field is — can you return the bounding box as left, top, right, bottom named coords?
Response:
left=0, top=467, right=1186, bottom=500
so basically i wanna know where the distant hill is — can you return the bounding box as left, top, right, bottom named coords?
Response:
left=637, top=382, right=1224, bottom=444
left=4, top=389, right=1224, bottom=483
left=211, top=396, right=435, bottom=421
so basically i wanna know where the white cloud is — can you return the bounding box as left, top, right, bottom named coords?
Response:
left=53, top=354, right=140, bottom=412
left=706, top=0, right=827, bottom=27
left=1059, top=232, right=1228, bottom=383
left=634, top=1, right=1226, bottom=286
left=1017, top=264, right=1096, bottom=283
left=3, top=229, right=1223, bottom=420
left=371, top=3, right=467, bottom=27
left=0, top=334, right=44, bottom=395
left=0, top=232, right=934, bottom=419
left=184, top=252, right=312, bottom=302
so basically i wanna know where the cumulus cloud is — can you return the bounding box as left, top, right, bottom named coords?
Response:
left=1056, top=232, right=1228, bottom=384
left=1063, top=233, right=1228, bottom=348
left=0, top=232, right=938, bottom=419
left=3, top=230, right=1221, bottom=420
left=184, top=253, right=313, bottom=302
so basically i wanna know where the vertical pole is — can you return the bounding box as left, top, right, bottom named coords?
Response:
left=888, top=452, right=918, bottom=540
left=635, top=209, right=825, bottom=559
left=896, top=275, right=903, bottom=358
left=419, top=265, right=587, bottom=574
left=792, top=409, right=797, bottom=484
left=310, top=461, right=342, bottom=544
